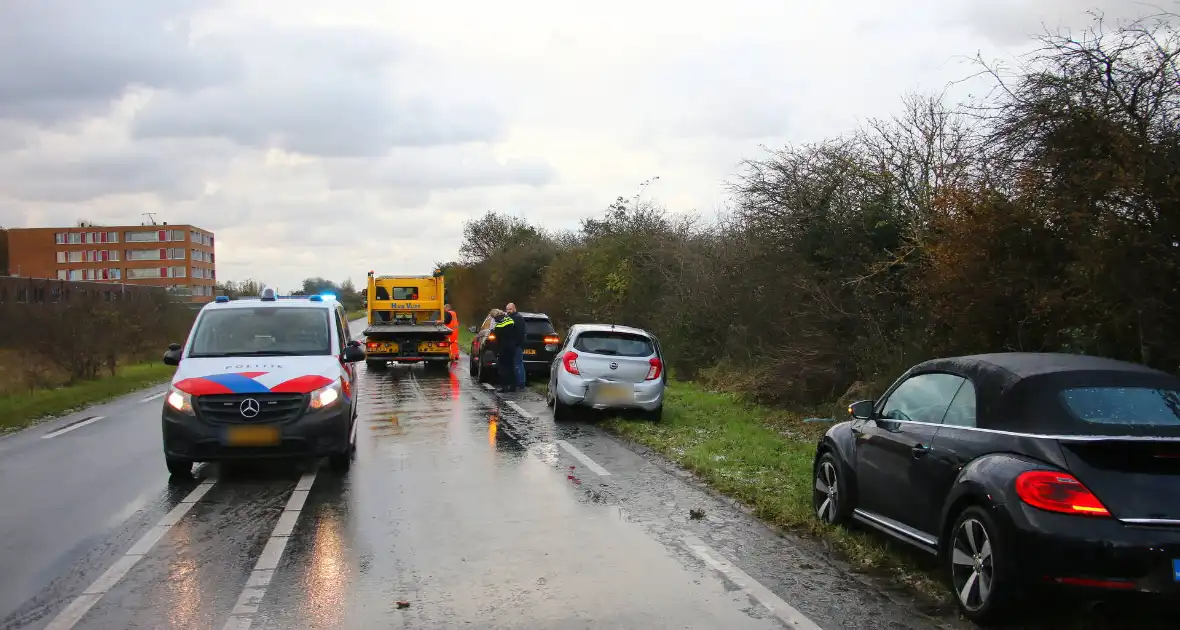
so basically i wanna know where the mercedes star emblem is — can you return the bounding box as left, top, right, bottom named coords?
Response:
left=239, top=398, right=261, bottom=418
left=609, top=362, right=618, bottom=370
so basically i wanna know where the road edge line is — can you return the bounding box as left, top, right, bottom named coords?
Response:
left=556, top=439, right=611, bottom=476
left=41, top=416, right=106, bottom=439
left=682, top=534, right=824, bottom=630
left=221, top=469, right=319, bottom=630
left=43, top=479, right=216, bottom=630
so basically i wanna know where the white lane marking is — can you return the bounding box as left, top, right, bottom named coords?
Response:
left=140, top=391, right=166, bottom=403
left=102, top=490, right=153, bottom=530
left=45, top=480, right=216, bottom=630
left=41, top=416, right=106, bottom=439
left=222, top=469, right=318, bottom=630
left=505, top=400, right=534, bottom=419
left=556, top=440, right=611, bottom=476
left=682, top=535, right=823, bottom=630
left=482, top=383, right=495, bottom=391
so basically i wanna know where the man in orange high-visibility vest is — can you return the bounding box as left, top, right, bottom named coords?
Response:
left=443, top=303, right=460, bottom=361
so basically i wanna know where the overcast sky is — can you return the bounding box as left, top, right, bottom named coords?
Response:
left=0, top=0, right=1165, bottom=290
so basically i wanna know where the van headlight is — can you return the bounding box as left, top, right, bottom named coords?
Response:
left=308, top=380, right=342, bottom=411
left=166, top=387, right=194, bottom=415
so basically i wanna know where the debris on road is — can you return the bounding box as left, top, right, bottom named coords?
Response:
left=396, top=601, right=410, bottom=609
left=689, top=508, right=705, bottom=520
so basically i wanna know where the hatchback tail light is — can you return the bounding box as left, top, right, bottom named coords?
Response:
left=645, top=357, right=662, bottom=380
left=1014, top=470, right=1110, bottom=517
left=562, top=351, right=580, bottom=375
left=543, top=335, right=560, bottom=345
left=488, top=333, right=496, bottom=341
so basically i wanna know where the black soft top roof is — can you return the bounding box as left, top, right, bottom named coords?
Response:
left=908, top=352, right=1180, bottom=435
left=519, top=312, right=549, bottom=320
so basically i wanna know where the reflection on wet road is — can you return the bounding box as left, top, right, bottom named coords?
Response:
left=1, top=324, right=1178, bottom=629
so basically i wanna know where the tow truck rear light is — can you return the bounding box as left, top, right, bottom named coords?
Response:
left=562, top=351, right=580, bottom=375
left=1014, top=470, right=1111, bottom=517
left=645, top=357, right=663, bottom=380
left=437, top=341, right=450, bottom=347
left=366, top=341, right=379, bottom=350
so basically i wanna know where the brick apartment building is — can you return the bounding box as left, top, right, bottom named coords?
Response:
left=5, top=223, right=217, bottom=302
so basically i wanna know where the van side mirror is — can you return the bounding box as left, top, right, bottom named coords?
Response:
left=848, top=400, right=874, bottom=420
left=343, top=345, right=366, bottom=363
left=163, top=343, right=183, bottom=366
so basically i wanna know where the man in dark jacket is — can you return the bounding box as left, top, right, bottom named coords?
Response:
left=492, top=309, right=518, bottom=392
left=505, top=303, right=527, bottom=389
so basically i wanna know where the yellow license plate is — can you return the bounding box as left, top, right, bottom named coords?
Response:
left=369, top=342, right=398, bottom=353
left=225, top=425, right=281, bottom=446
left=523, top=349, right=537, bottom=355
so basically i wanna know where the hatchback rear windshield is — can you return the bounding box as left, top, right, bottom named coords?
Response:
left=525, top=318, right=556, bottom=335
left=1060, top=387, right=1180, bottom=427
left=188, top=307, right=331, bottom=357
left=573, top=331, right=653, bottom=357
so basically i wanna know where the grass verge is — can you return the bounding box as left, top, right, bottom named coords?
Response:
left=601, top=381, right=951, bottom=607
left=0, top=362, right=176, bottom=433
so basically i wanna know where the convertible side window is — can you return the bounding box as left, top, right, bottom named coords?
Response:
left=879, top=373, right=966, bottom=425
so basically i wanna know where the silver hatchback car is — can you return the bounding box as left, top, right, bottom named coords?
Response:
left=546, top=323, right=666, bottom=421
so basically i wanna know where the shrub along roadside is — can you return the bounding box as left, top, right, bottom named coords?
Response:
left=0, top=362, right=176, bottom=433
left=601, top=381, right=950, bottom=605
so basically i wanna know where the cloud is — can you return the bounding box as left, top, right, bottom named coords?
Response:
left=0, top=0, right=1172, bottom=289
left=0, top=0, right=231, bottom=125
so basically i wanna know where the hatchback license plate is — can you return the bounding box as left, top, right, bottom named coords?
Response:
left=225, top=425, right=280, bottom=447
left=1173, top=559, right=1180, bottom=582
left=597, top=383, right=633, bottom=403
left=523, top=349, right=537, bottom=355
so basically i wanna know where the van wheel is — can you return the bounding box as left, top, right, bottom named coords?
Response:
left=469, top=353, right=478, bottom=377
left=166, top=456, right=192, bottom=478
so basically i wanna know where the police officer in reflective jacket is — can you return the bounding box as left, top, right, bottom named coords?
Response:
left=491, top=309, right=518, bottom=392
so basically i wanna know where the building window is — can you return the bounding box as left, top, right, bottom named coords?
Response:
left=111, top=268, right=122, bottom=280
left=125, top=231, right=159, bottom=242
left=67, top=269, right=82, bottom=281
left=127, top=268, right=162, bottom=279
left=55, top=232, right=66, bottom=244
left=127, top=248, right=162, bottom=261
left=107, top=231, right=119, bottom=243
left=67, top=251, right=84, bottom=263
left=56, top=252, right=67, bottom=263
left=170, top=266, right=186, bottom=278
left=68, top=232, right=82, bottom=244
left=57, top=269, right=67, bottom=279
left=169, top=230, right=186, bottom=242
left=168, top=248, right=186, bottom=259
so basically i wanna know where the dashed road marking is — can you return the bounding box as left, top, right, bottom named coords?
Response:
left=505, top=400, right=534, bottom=419
left=556, top=440, right=611, bottom=476
left=682, top=534, right=823, bottom=630
left=42, top=416, right=106, bottom=439
left=44, top=480, right=216, bottom=630
left=140, top=391, right=166, bottom=403
left=222, top=469, right=318, bottom=630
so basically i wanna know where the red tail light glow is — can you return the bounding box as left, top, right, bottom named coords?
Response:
left=543, top=335, right=560, bottom=345
left=562, top=351, right=580, bottom=375
left=488, top=333, right=496, bottom=341
left=1015, top=470, right=1110, bottom=517
left=366, top=342, right=378, bottom=350
left=645, top=357, right=662, bottom=380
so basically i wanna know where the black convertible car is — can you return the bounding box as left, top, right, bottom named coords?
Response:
left=812, top=352, right=1180, bottom=625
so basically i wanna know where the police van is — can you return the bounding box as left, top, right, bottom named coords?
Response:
left=160, top=287, right=365, bottom=477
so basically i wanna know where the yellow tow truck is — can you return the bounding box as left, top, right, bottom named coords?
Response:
left=362, top=270, right=453, bottom=371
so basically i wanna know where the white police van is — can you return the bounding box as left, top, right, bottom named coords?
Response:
left=160, top=287, right=365, bottom=477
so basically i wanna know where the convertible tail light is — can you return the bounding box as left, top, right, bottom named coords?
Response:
left=1015, top=470, right=1110, bottom=517
left=562, top=351, right=580, bottom=375
left=645, top=357, right=662, bottom=380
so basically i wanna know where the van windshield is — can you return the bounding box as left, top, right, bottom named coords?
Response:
left=188, top=307, right=332, bottom=357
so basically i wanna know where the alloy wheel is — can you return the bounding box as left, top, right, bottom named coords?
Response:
left=950, top=517, right=994, bottom=612
left=813, top=460, right=839, bottom=523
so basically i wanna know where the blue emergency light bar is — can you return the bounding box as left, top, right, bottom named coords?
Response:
left=215, top=295, right=230, bottom=303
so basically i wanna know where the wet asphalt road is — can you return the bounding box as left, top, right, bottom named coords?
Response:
left=0, top=319, right=1177, bottom=629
